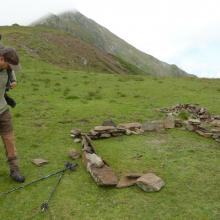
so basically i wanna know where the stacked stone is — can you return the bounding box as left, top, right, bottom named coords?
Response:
left=161, top=104, right=220, bottom=142
left=70, top=122, right=144, bottom=142
left=81, top=134, right=118, bottom=186
left=70, top=129, right=82, bottom=143
left=161, top=104, right=211, bottom=121
left=71, top=132, right=165, bottom=191
left=87, top=123, right=144, bottom=140
left=189, top=120, right=220, bottom=142
left=88, top=126, right=125, bottom=139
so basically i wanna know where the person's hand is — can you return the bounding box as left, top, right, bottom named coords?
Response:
left=10, top=81, right=17, bottom=89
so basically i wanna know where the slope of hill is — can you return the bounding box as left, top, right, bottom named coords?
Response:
left=1, top=26, right=144, bottom=74
left=0, top=36, right=219, bottom=219
left=32, top=11, right=193, bottom=77
left=0, top=25, right=219, bottom=220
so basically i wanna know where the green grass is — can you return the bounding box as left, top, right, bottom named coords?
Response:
left=0, top=36, right=219, bottom=219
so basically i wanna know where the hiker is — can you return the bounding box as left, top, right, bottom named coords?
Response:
left=0, top=47, right=25, bottom=183
left=0, top=34, right=17, bottom=108
left=0, top=34, right=3, bottom=49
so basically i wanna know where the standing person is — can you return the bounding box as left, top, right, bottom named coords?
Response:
left=0, top=34, right=17, bottom=108
left=0, top=34, right=3, bottom=49
left=0, top=47, right=25, bottom=183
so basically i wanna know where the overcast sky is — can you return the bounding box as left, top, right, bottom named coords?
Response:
left=0, top=0, right=219, bottom=78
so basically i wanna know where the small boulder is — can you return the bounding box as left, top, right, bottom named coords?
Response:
left=86, top=153, right=104, bottom=168
left=100, top=133, right=111, bottom=138
left=174, top=119, right=183, bottom=127
left=69, top=150, right=81, bottom=160
left=74, top=138, right=81, bottom=143
left=125, top=129, right=132, bottom=135
left=134, top=128, right=145, bottom=134
left=71, top=129, right=82, bottom=138
left=136, top=173, right=165, bottom=192
left=89, top=130, right=99, bottom=136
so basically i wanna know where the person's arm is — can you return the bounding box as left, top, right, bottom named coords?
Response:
left=8, top=70, right=17, bottom=89
left=0, top=34, right=4, bottom=49
left=10, top=70, right=17, bottom=82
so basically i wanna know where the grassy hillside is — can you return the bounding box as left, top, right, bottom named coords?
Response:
left=32, top=11, right=194, bottom=77
left=1, top=26, right=145, bottom=75
left=0, top=27, right=219, bottom=220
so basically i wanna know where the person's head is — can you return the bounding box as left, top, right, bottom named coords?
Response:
left=0, top=47, right=21, bottom=71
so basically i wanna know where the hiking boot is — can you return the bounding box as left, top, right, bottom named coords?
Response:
left=10, top=170, right=25, bottom=183
left=8, top=157, right=25, bottom=183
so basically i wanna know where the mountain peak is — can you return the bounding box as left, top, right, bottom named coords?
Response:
left=32, top=11, right=193, bottom=77
left=59, top=9, right=79, bottom=15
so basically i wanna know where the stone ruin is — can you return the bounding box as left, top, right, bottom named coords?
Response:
left=160, top=104, right=220, bottom=142
left=70, top=130, right=165, bottom=192
left=70, top=104, right=220, bottom=192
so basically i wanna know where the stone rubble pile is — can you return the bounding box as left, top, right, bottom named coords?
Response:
left=161, top=104, right=220, bottom=142
left=160, top=104, right=211, bottom=121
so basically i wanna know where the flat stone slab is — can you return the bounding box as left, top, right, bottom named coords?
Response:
left=211, top=128, right=220, bottom=133
left=136, top=173, right=165, bottom=192
left=195, top=130, right=213, bottom=138
left=117, top=176, right=137, bottom=188
left=163, top=115, right=175, bottom=129
left=31, top=158, right=48, bottom=167
left=87, top=164, right=118, bottom=186
left=188, top=119, right=201, bottom=125
left=142, top=121, right=164, bottom=131
left=94, top=126, right=117, bottom=132
left=117, top=122, right=142, bottom=130
left=125, top=173, right=143, bottom=179
left=210, top=120, right=220, bottom=127
left=82, top=147, right=118, bottom=186
left=116, top=172, right=144, bottom=188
